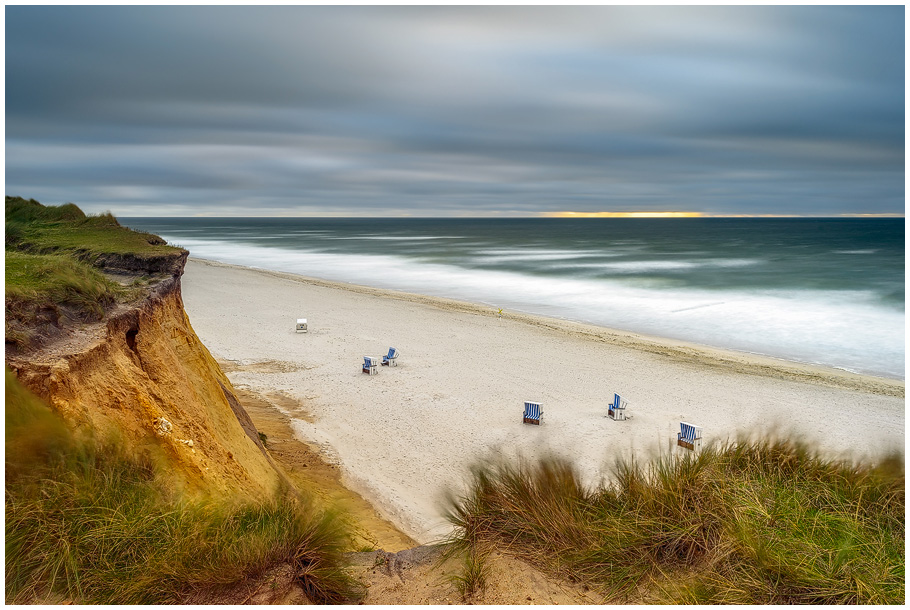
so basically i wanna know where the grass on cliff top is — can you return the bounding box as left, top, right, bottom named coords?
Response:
left=5, top=370, right=365, bottom=604
left=6, top=196, right=182, bottom=259
left=446, top=440, right=904, bottom=604
left=5, top=197, right=184, bottom=344
left=4, top=196, right=86, bottom=224
left=5, top=251, right=123, bottom=321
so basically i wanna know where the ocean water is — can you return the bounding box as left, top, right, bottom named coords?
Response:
left=122, top=218, right=905, bottom=379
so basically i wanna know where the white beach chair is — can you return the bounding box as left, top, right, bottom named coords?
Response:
left=381, top=347, right=399, bottom=367
left=677, top=422, right=703, bottom=452
left=362, top=356, right=378, bottom=375
left=523, top=401, right=542, bottom=425
left=608, top=393, right=628, bottom=421
left=295, top=318, right=308, bottom=333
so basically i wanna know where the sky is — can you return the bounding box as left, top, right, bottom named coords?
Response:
left=5, top=5, right=906, bottom=217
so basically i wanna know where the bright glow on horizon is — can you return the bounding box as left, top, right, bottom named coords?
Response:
left=544, top=211, right=705, bottom=218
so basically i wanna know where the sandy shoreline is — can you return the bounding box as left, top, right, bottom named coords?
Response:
left=228, top=382, right=416, bottom=552
left=181, top=258, right=905, bottom=544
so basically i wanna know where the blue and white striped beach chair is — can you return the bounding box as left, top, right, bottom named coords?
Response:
left=362, top=356, right=378, bottom=375
left=523, top=401, right=542, bottom=425
left=677, top=422, right=703, bottom=451
left=608, top=393, right=628, bottom=421
left=382, top=347, right=399, bottom=367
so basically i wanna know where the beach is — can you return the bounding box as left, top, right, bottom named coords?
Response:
left=182, top=258, right=905, bottom=545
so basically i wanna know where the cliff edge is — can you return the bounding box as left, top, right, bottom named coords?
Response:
left=5, top=197, right=281, bottom=498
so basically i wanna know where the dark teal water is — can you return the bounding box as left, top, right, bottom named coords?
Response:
left=122, top=218, right=905, bottom=378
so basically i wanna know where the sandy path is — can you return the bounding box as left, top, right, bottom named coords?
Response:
left=181, top=259, right=904, bottom=544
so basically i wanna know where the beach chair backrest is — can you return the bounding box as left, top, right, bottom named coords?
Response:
left=387, top=347, right=398, bottom=359
left=611, top=393, right=621, bottom=410
left=680, top=422, right=700, bottom=441
left=523, top=401, right=541, bottom=420
left=364, top=356, right=374, bottom=367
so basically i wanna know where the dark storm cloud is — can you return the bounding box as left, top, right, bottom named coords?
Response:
left=5, top=5, right=904, bottom=216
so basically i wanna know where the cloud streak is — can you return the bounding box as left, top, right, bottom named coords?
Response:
left=5, top=6, right=904, bottom=216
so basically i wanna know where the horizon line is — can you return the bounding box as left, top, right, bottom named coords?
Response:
left=115, top=212, right=906, bottom=219
left=541, top=211, right=905, bottom=219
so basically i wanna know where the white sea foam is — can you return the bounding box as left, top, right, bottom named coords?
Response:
left=232, top=235, right=289, bottom=239
left=546, top=258, right=762, bottom=272
left=170, top=236, right=905, bottom=379
left=470, top=249, right=608, bottom=263
left=333, top=235, right=464, bottom=241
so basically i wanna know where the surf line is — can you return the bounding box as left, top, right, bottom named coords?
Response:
left=671, top=301, right=726, bottom=313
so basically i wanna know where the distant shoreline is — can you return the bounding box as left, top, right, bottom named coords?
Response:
left=118, top=216, right=905, bottom=380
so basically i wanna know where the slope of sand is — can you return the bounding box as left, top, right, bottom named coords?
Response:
left=181, top=258, right=904, bottom=544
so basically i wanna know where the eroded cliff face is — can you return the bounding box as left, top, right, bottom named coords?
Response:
left=7, top=263, right=282, bottom=499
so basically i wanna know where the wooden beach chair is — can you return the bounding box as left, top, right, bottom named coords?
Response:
left=362, top=356, right=378, bottom=375
left=523, top=401, right=542, bottom=425
left=677, top=422, right=703, bottom=451
left=608, top=393, right=628, bottom=421
left=381, top=347, right=399, bottom=367
left=295, top=318, right=308, bottom=333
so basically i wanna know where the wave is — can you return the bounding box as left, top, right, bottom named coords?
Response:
left=332, top=235, right=465, bottom=241
left=168, top=236, right=905, bottom=379
left=545, top=259, right=763, bottom=273
left=470, top=249, right=608, bottom=263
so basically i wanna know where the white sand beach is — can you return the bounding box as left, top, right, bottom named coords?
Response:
left=181, top=258, right=905, bottom=544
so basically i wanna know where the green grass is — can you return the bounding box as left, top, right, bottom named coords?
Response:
left=6, top=197, right=177, bottom=259
left=445, top=440, right=904, bottom=604
left=5, top=370, right=365, bottom=604
left=15, top=221, right=175, bottom=259
left=448, top=543, right=491, bottom=600
left=6, top=197, right=184, bottom=343
left=6, top=196, right=86, bottom=224
left=5, top=251, right=122, bottom=322
left=6, top=195, right=180, bottom=261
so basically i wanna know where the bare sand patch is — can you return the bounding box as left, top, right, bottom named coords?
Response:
left=234, top=386, right=415, bottom=553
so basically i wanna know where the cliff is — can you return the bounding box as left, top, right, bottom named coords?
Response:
left=6, top=224, right=281, bottom=499
left=4, top=200, right=607, bottom=604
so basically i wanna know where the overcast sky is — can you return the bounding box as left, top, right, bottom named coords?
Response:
left=5, top=5, right=905, bottom=217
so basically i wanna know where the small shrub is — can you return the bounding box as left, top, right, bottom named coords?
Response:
left=5, top=196, right=86, bottom=223
left=451, top=544, right=491, bottom=600
left=80, top=211, right=121, bottom=228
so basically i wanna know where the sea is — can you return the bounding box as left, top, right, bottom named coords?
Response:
left=121, top=217, right=905, bottom=380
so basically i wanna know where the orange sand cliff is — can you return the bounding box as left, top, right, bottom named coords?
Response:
left=7, top=261, right=281, bottom=499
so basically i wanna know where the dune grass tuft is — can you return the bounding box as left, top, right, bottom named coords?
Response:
left=446, top=439, right=904, bottom=604
left=5, top=371, right=364, bottom=604
left=5, top=196, right=86, bottom=224
left=5, top=251, right=122, bottom=322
